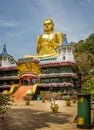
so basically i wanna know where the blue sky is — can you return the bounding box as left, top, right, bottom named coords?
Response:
left=0, top=0, right=94, bottom=60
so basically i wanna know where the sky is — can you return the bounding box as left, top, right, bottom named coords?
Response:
left=0, top=0, right=94, bottom=60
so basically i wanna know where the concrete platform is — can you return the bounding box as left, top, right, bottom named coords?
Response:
left=0, top=100, right=93, bottom=130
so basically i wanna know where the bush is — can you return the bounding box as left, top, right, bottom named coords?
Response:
left=0, top=92, right=13, bottom=114
left=23, top=95, right=31, bottom=101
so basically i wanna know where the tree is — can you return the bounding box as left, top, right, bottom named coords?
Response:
left=82, top=78, right=94, bottom=101
left=84, top=33, right=94, bottom=54
left=74, top=40, right=84, bottom=53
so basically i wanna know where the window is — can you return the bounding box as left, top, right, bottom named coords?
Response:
left=50, top=78, right=59, bottom=83
left=41, top=68, right=49, bottom=74
left=41, top=78, right=49, bottom=83
left=68, top=48, right=71, bottom=55
left=63, top=56, right=65, bottom=60
left=62, top=48, right=66, bottom=55
left=49, top=67, right=58, bottom=73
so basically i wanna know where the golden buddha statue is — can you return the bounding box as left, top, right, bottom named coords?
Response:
left=24, top=18, right=64, bottom=58
left=36, top=18, right=64, bottom=56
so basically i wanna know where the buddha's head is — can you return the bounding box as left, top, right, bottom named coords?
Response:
left=43, top=18, right=54, bottom=33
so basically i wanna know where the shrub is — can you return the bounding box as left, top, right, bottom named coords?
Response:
left=0, top=92, right=13, bottom=114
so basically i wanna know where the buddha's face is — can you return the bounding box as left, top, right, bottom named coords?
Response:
left=44, top=19, right=54, bottom=33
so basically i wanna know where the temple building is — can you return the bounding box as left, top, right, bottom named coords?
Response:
left=0, top=19, right=82, bottom=100
left=0, top=44, right=19, bottom=91
left=36, top=35, right=81, bottom=95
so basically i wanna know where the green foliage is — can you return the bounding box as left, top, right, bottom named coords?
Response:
left=63, top=95, right=71, bottom=101
left=70, top=33, right=94, bottom=99
left=73, top=33, right=94, bottom=73
left=74, top=40, right=85, bottom=53
left=0, top=93, right=13, bottom=114
left=84, top=33, right=94, bottom=54
left=40, top=91, right=62, bottom=104
left=23, top=95, right=31, bottom=101
left=82, top=78, right=94, bottom=101
left=70, top=42, right=76, bottom=46
left=82, top=79, right=94, bottom=92
left=40, top=91, right=51, bottom=100
left=74, top=33, right=94, bottom=54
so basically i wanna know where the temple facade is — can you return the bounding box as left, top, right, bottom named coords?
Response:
left=36, top=36, right=81, bottom=95
left=0, top=38, right=81, bottom=98
left=0, top=19, right=81, bottom=100
left=0, top=45, right=19, bottom=91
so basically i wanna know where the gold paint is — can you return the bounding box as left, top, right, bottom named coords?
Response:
left=78, top=117, right=84, bottom=125
left=36, top=18, right=64, bottom=56
left=31, top=84, right=39, bottom=94
left=23, top=18, right=64, bottom=58
left=19, top=18, right=64, bottom=75
left=17, top=62, right=41, bottom=76
left=78, top=97, right=83, bottom=102
left=23, top=52, right=58, bottom=58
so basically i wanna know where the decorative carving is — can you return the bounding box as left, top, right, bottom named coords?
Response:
left=17, top=62, right=40, bottom=76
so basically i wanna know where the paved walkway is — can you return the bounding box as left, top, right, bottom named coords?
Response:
left=0, top=100, right=93, bottom=130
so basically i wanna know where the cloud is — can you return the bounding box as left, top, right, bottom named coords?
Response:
left=0, top=0, right=93, bottom=59
left=87, top=0, right=94, bottom=3
left=0, top=20, right=17, bottom=27
left=81, top=0, right=94, bottom=6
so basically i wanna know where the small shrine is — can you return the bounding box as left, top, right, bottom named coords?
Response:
left=17, top=57, right=40, bottom=86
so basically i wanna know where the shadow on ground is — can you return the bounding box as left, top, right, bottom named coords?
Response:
left=0, top=108, right=73, bottom=130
